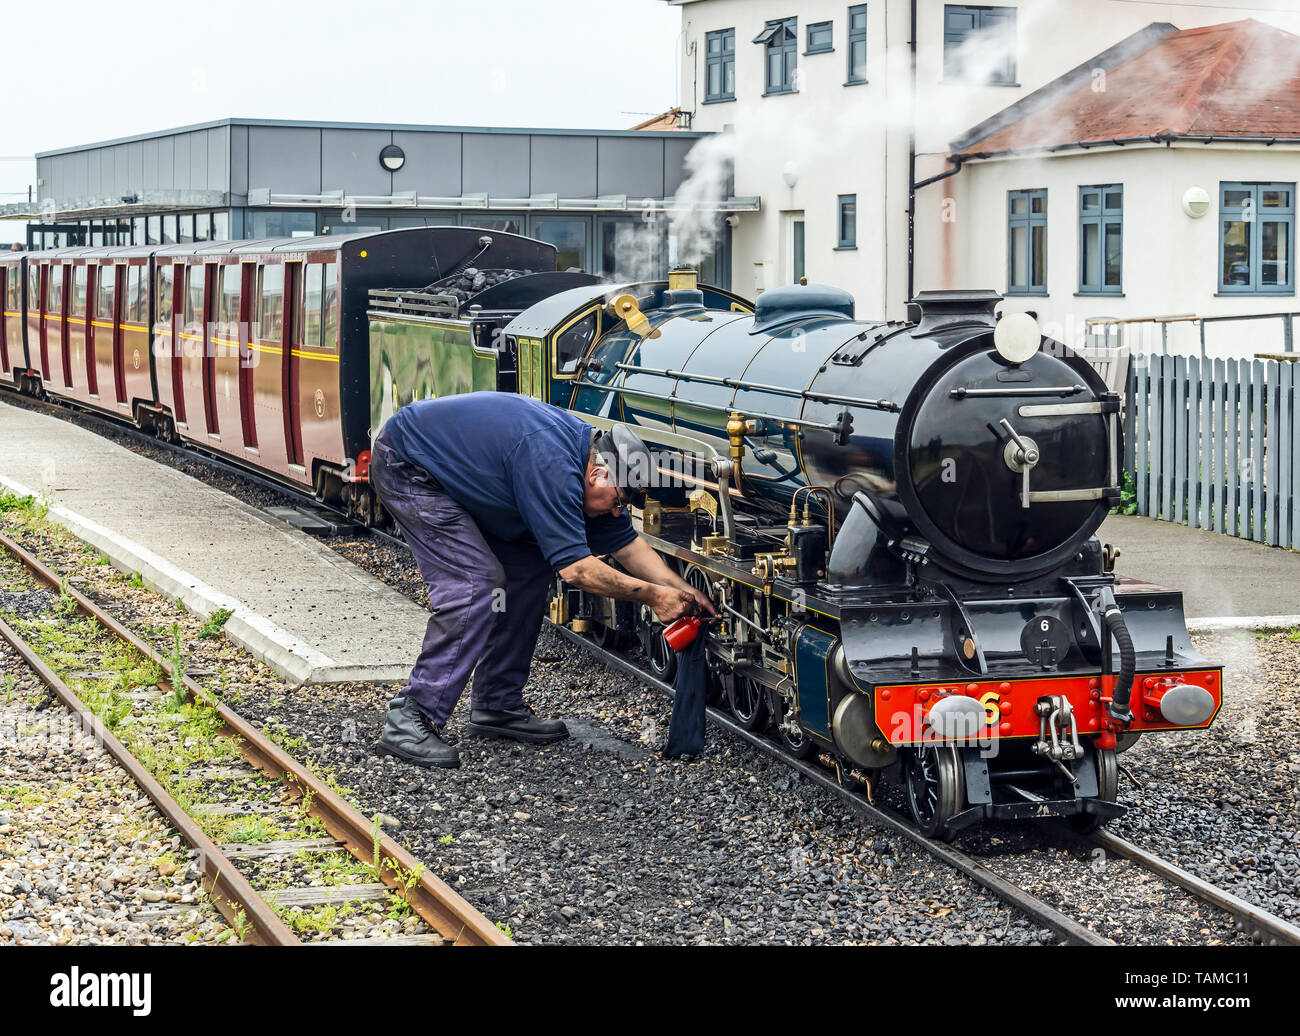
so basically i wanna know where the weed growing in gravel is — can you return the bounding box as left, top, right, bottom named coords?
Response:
left=282, top=902, right=359, bottom=937
left=4, top=673, right=13, bottom=704
left=56, top=576, right=77, bottom=617
left=496, top=921, right=513, bottom=939
left=439, top=834, right=454, bottom=844
left=0, top=489, right=35, bottom=512
left=163, top=626, right=189, bottom=713
left=129, top=572, right=144, bottom=588
left=198, top=607, right=233, bottom=640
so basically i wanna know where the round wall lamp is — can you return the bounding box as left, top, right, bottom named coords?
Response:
left=1182, top=185, right=1210, bottom=218
left=379, top=144, right=406, bottom=172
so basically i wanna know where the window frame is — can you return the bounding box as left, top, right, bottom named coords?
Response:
left=1218, top=181, right=1295, bottom=296
left=1007, top=188, right=1048, bottom=296
left=836, top=195, right=857, bottom=250
left=943, top=5, right=1017, bottom=86
left=846, top=4, right=868, bottom=85
left=806, top=20, right=833, bottom=55
left=704, top=28, right=736, bottom=103
left=1078, top=184, right=1123, bottom=296
left=756, top=17, right=799, bottom=96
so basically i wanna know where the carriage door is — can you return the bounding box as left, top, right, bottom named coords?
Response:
left=281, top=261, right=304, bottom=467
left=38, top=264, right=52, bottom=381
left=201, top=263, right=219, bottom=435
left=112, top=265, right=127, bottom=404
left=170, top=264, right=186, bottom=425
left=84, top=264, right=99, bottom=396
left=0, top=267, right=8, bottom=376
left=239, top=262, right=257, bottom=449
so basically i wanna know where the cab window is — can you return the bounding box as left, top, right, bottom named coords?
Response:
left=554, top=310, right=597, bottom=375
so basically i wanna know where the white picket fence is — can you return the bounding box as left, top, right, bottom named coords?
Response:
left=1125, top=354, right=1299, bottom=549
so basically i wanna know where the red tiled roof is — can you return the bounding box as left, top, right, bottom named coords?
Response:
left=961, top=19, right=1300, bottom=155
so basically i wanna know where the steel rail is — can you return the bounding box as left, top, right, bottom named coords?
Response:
left=547, top=623, right=1112, bottom=947
left=0, top=612, right=299, bottom=946
left=0, top=532, right=510, bottom=947
left=1090, top=829, right=1300, bottom=947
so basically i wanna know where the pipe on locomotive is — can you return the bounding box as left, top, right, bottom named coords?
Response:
left=1097, top=586, right=1136, bottom=723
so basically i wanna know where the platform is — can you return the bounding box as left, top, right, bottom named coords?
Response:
left=1097, top=514, right=1300, bottom=630
left=0, top=400, right=429, bottom=685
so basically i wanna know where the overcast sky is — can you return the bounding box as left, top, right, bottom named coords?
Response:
left=0, top=0, right=681, bottom=241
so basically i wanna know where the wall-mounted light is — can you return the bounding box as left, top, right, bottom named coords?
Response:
left=379, top=144, right=406, bottom=172
left=1182, top=185, right=1210, bottom=218
left=782, top=161, right=798, bottom=188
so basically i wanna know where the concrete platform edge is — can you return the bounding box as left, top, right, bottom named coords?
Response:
left=0, top=472, right=340, bottom=685
left=1188, top=614, right=1300, bottom=634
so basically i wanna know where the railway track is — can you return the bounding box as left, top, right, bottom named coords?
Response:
left=0, top=530, right=508, bottom=946
left=550, top=624, right=1300, bottom=948
left=11, top=390, right=1300, bottom=947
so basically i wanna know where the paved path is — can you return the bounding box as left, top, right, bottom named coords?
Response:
left=0, top=401, right=429, bottom=684
left=1099, top=513, right=1300, bottom=628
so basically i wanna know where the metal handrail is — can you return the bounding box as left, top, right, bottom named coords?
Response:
left=1085, top=311, right=1300, bottom=357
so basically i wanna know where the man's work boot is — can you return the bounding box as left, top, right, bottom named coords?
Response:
left=374, top=696, right=460, bottom=768
left=466, top=703, right=568, bottom=744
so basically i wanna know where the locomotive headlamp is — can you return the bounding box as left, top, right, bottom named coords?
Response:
left=993, top=312, right=1041, bottom=364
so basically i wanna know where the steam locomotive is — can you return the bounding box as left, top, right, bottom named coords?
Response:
left=372, top=250, right=1223, bottom=840
left=1, top=227, right=1221, bottom=838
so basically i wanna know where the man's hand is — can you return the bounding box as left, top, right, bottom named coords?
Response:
left=651, top=586, right=697, bottom=625
left=686, top=585, right=719, bottom=618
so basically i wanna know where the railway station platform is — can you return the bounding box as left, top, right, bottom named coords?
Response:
left=1098, top=514, right=1300, bottom=630
left=0, top=401, right=430, bottom=685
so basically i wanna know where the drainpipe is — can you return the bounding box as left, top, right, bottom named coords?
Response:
left=906, top=0, right=917, bottom=306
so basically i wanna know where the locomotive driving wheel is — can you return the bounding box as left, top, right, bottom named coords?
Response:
left=1068, top=747, right=1119, bottom=834
left=641, top=605, right=677, bottom=684
left=681, top=563, right=723, bottom=704
left=905, top=745, right=966, bottom=841
left=726, top=673, right=769, bottom=731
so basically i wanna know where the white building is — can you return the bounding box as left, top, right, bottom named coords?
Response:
left=668, top=0, right=1300, bottom=355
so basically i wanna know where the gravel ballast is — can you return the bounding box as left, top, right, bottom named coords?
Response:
left=0, top=638, right=230, bottom=946
left=5, top=397, right=1296, bottom=944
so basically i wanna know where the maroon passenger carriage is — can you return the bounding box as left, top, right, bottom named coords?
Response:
left=0, top=227, right=561, bottom=515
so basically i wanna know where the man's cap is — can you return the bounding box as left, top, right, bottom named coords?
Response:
left=594, top=424, right=653, bottom=509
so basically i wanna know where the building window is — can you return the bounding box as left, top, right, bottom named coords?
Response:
left=943, top=5, right=1016, bottom=85
left=754, top=17, right=798, bottom=95
left=705, top=28, right=736, bottom=102
left=1008, top=188, right=1047, bottom=294
left=837, top=195, right=857, bottom=249
left=1220, top=182, right=1294, bottom=294
left=1079, top=185, right=1122, bottom=295
left=847, top=5, right=868, bottom=84
left=806, top=21, right=833, bottom=54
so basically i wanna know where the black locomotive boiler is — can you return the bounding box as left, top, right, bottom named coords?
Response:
left=506, top=276, right=1223, bottom=839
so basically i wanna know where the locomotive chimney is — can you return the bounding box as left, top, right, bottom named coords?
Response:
left=907, top=289, right=1002, bottom=334
left=668, top=267, right=698, bottom=291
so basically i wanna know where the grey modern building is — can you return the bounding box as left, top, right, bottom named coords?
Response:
left=3, top=117, right=755, bottom=286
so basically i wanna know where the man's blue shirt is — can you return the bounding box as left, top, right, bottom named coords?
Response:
left=378, top=393, right=636, bottom=568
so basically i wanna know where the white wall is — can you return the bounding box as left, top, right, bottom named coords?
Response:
left=940, top=144, right=1300, bottom=358
left=673, top=0, right=1300, bottom=320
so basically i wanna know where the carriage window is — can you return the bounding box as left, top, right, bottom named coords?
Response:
left=126, top=267, right=142, bottom=322
left=322, top=264, right=339, bottom=349
left=218, top=264, right=240, bottom=331
left=303, top=262, right=324, bottom=349
left=47, top=266, right=63, bottom=311
left=72, top=266, right=88, bottom=316
left=258, top=264, right=284, bottom=342
left=97, top=267, right=116, bottom=320
left=156, top=266, right=173, bottom=325
left=555, top=311, right=597, bottom=375
left=183, top=266, right=203, bottom=331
